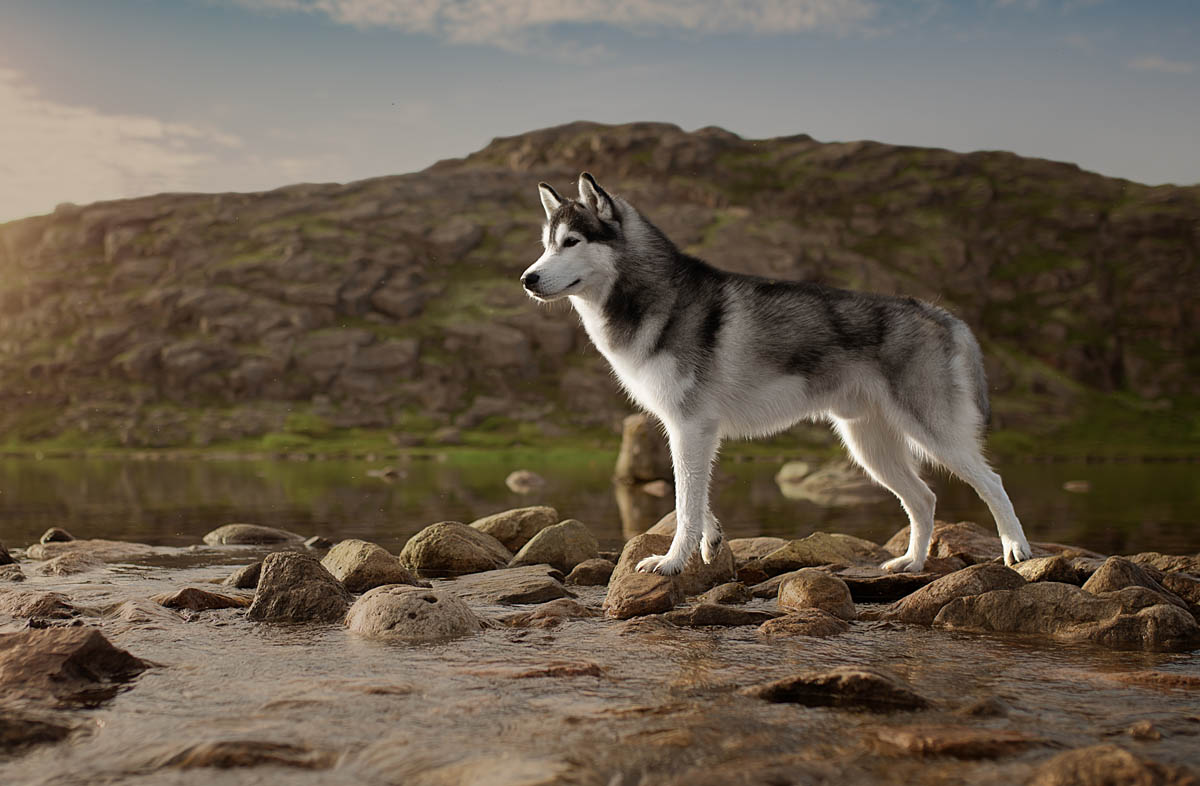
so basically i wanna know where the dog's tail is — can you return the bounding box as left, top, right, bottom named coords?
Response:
left=952, top=321, right=991, bottom=434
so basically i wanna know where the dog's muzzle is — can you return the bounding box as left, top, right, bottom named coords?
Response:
left=521, top=272, right=542, bottom=295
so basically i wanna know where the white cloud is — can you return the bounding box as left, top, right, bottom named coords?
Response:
left=1128, top=55, right=1196, bottom=75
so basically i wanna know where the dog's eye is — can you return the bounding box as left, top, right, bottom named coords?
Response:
left=562, top=237, right=580, bottom=248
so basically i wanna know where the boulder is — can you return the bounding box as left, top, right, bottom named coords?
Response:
left=883, top=563, right=1027, bottom=626
left=399, top=522, right=513, bottom=577
left=1026, top=744, right=1198, bottom=786
left=321, top=539, right=420, bottom=593
left=0, top=628, right=149, bottom=704
left=934, top=582, right=1200, bottom=652
left=565, top=558, right=615, bottom=586
left=442, top=564, right=570, bottom=605
left=613, top=413, right=672, bottom=483
left=603, top=572, right=680, bottom=619
left=728, top=537, right=789, bottom=568
left=775, top=460, right=891, bottom=506
left=757, top=533, right=890, bottom=575
left=202, top=524, right=305, bottom=546
left=469, top=506, right=558, bottom=552
left=609, top=532, right=735, bottom=596
left=25, top=539, right=162, bottom=562
left=1081, top=556, right=1188, bottom=611
left=497, top=598, right=600, bottom=628
left=663, top=603, right=780, bottom=627
left=246, top=552, right=352, bottom=624
left=223, top=562, right=262, bottom=589
left=36, top=552, right=102, bottom=576
left=345, top=586, right=481, bottom=643
left=0, top=589, right=75, bottom=619
left=741, top=666, right=929, bottom=711
left=778, top=569, right=856, bottom=620
left=39, top=527, right=75, bottom=544
left=151, top=587, right=250, bottom=611
left=698, top=582, right=753, bottom=605
left=509, top=519, right=599, bottom=573
left=757, top=610, right=850, bottom=638
left=1013, top=555, right=1083, bottom=585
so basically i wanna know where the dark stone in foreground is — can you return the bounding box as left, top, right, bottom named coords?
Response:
left=0, top=628, right=149, bottom=704
left=246, top=552, right=351, bottom=623
left=1026, top=744, right=1198, bottom=786
left=741, top=666, right=929, bottom=712
left=440, top=564, right=570, bottom=605
left=664, top=603, right=780, bottom=627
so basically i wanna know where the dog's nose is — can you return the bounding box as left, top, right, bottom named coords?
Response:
left=522, top=272, right=540, bottom=290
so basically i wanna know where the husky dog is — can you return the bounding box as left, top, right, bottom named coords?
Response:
left=521, top=173, right=1032, bottom=575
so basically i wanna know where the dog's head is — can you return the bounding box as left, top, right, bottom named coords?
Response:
left=521, top=173, right=620, bottom=302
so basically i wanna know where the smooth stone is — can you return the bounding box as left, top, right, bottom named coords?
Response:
left=882, top=563, right=1027, bottom=626
left=663, top=603, right=780, bottom=627
left=469, top=506, right=559, bottom=552
left=609, top=531, right=735, bottom=597
left=222, top=562, right=262, bottom=589
left=399, top=521, right=513, bottom=577
left=441, top=564, right=570, bottom=605
left=39, top=527, right=75, bottom=544
left=871, top=724, right=1042, bottom=759
left=107, top=599, right=183, bottom=624
left=565, top=558, right=615, bottom=586
left=778, top=569, right=856, bottom=620
left=508, top=519, right=599, bottom=573
left=1026, top=744, right=1198, bottom=786
left=152, top=587, right=250, bottom=611
left=1082, top=556, right=1188, bottom=611
left=0, top=628, right=149, bottom=704
left=25, top=539, right=161, bottom=562
left=321, top=539, right=420, bottom=593
left=603, top=572, right=680, bottom=620
left=497, top=598, right=600, bottom=628
left=758, top=532, right=890, bottom=575
left=757, top=610, right=851, bottom=638
left=698, top=582, right=753, bottom=605
left=246, top=552, right=352, bottom=623
left=741, top=666, right=929, bottom=711
left=202, top=523, right=305, bottom=546
left=728, top=537, right=789, bottom=569
left=345, top=585, right=481, bottom=642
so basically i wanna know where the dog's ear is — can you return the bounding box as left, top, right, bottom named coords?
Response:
left=578, top=172, right=614, bottom=222
left=538, top=182, right=563, bottom=220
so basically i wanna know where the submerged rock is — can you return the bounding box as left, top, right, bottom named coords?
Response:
left=741, top=666, right=929, bottom=712
left=152, top=587, right=250, bottom=611
left=26, top=539, right=161, bottom=562
left=151, top=740, right=338, bottom=770
left=36, top=552, right=102, bottom=576
left=321, top=539, right=420, bottom=593
left=202, top=523, right=305, bottom=546
left=1026, top=744, right=1198, bottom=786
left=0, top=589, right=75, bottom=619
left=871, top=724, right=1042, bottom=759
left=757, top=610, right=850, bottom=638
left=223, top=561, right=263, bottom=589
left=39, top=527, right=75, bottom=544
left=246, top=552, right=351, bottom=624
left=497, top=598, right=600, bottom=628
left=345, top=585, right=481, bottom=642
left=399, top=522, right=513, bottom=577
left=0, top=627, right=149, bottom=704
left=757, top=532, right=890, bottom=575
left=609, top=532, right=734, bottom=596
left=565, top=558, right=615, bottom=586
left=0, top=707, right=74, bottom=752
left=469, top=506, right=558, bottom=552
left=664, top=603, right=780, bottom=627
left=603, top=572, right=680, bottom=619
left=778, top=569, right=856, bottom=620
left=509, top=519, right=599, bottom=573
left=882, top=563, right=1026, bottom=626
left=442, top=564, right=570, bottom=605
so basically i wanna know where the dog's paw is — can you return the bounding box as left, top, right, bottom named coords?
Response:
left=700, top=534, right=723, bottom=565
left=881, top=554, right=926, bottom=574
left=1001, top=535, right=1033, bottom=566
left=636, top=553, right=685, bottom=576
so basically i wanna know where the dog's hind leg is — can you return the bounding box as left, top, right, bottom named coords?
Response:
left=637, top=420, right=720, bottom=576
left=834, top=414, right=937, bottom=573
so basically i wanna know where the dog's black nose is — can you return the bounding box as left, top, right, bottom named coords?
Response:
left=522, top=273, right=540, bottom=289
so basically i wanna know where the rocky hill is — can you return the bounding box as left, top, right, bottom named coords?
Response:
left=0, top=121, right=1197, bottom=454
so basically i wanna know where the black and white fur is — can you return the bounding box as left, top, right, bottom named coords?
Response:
left=522, top=173, right=1033, bottom=575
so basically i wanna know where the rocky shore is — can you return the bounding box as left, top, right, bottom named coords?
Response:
left=2, top=509, right=1199, bottom=785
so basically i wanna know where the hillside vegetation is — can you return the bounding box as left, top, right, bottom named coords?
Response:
left=0, top=121, right=1196, bottom=456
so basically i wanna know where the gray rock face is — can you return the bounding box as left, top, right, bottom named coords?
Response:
left=1026, top=744, right=1198, bottom=786
left=202, top=524, right=305, bottom=546
left=609, top=532, right=734, bottom=597
left=663, top=603, right=780, bottom=627
left=728, top=537, right=789, bottom=568
left=508, top=519, right=599, bottom=573
left=345, top=586, right=481, bottom=643
left=0, top=628, right=149, bottom=704
left=246, top=552, right=352, bottom=623
left=757, top=533, right=890, bottom=575
left=321, top=539, right=419, bottom=593
left=933, top=581, right=1200, bottom=652
left=603, top=572, right=680, bottom=620
left=777, top=569, right=857, bottom=620
left=223, top=562, right=262, bottom=589
left=1081, top=556, right=1188, bottom=611
left=469, top=506, right=559, bottom=552
left=757, top=610, right=850, bottom=638
left=741, top=666, right=929, bottom=711
left=613, top=413, right=672, bottom=483
left=442, top=564, right=570, bottom=605
left=883, top=563, right=1027, bottom=626
left=400, top=522, right=513, bottom=577
left=565, top=558, right=615, bottom=586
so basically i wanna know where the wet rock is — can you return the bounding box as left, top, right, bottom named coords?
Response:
left=0, top=589, right=75, bottom=619
left=1014, top=554, right=1083, bottom=585
left=565, top=558, right=615, bottom=586
left=1107, top=671, right=1200, bottom=691
left=827, top=566, right=941, bottom=602
left=152, top=740, right=338, bottom=770
left=1026, top=744, right=1198, bottom=786
left=246, top=552, right=352, bottom=624
left=884, top=520, right=1051, bottom=565
left=758, top=532, right=890, bottom=575
left=883, top=563, right=1026, bottom=625
left=778, top=569, right=856, bottom=620
left=1161, top=572, right=1200, bottom=618
left=321, top=539, right=420, bottom=593
left=603, top=572, right=680, bottom=619
left=957, top=696, right=1010, bottom=717
left=757, top=610, right=850, bottom=638
left=345, top=585, right=481, bottom=643
left=107, top=599, right=182, bottom=624
left=609, top=532, right=735, bottom=596
left=26, top=539, right=160, bottom=562
left=223, top=561, right=262, bottom=589
left=443, top=564, right=570, bottom=604
left=0, top=541, right=13, bottom=565
left=469, top=505, right=558, bottom=552
left=152, top=587, right=250, bottom=611
left=0, top=627, right=149, bottom=704
left=741, top=666, right=929, bottom=711
left=1127, top=720, right=1163, bottom=741
left=39, top=527, right=75, bottom=544
left=871, top=724, right=1042, bottom=758
left=304, top=535, right=333, bottom=550
left=399, top=521, right=513, bottom=577
left=1082, top=556, right=1188, bottom=611
left=664, top=603, right=780, bottom=627
left=497, top=598, right=600, bottom=628
left=0, top=707, right=73, bottom=752
left=202, top=523, right=305, bottom=546
left=508, top=519, right=599, bottom=573
left=0, top=565, right=24, bottom=582
left=614, top=413, right=672, bottom=483
left=505, top=469, right=546, bottom=494
left=1128, top=552, right=1200, bottom=576
left=36, top=552, right=102, bottom=576
left=776, top=459, right=892, bottom=506
left=698, top=581, right=753, bottom=605
left=728, top=536, right=789, bottom=568
left=933, top=581, right=1200, bottom=652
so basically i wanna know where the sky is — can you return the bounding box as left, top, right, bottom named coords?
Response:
left=1, top=0, right=1197, bottom=223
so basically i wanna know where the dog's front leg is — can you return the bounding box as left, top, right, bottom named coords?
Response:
left=636, top=420, right=719, bottom=577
